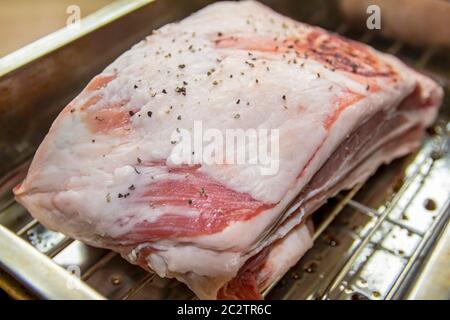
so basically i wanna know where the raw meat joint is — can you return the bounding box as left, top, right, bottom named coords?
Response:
left=14, top=1, right=442, bottom=299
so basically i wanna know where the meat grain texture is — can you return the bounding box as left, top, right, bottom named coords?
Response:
left=14, top=1, right=443, bottom=299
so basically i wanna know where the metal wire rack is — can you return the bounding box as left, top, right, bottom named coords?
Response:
left=0, top=1, right=449, bottom=300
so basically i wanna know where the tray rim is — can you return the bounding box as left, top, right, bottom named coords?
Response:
left=0, top=0, right=154, bottom=78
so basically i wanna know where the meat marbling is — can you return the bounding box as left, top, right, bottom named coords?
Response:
left=14, top=1, right=443, bottom=299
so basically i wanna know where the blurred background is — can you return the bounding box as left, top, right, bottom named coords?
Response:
left=0, top=0, right=113, bottom=57
left=1, top=0, right=449, bottom=58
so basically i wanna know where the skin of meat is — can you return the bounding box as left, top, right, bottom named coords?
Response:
left=13, top=1, right=443, bottom=299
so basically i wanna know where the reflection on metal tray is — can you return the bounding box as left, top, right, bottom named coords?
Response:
left=0, top=0, right=449, bottom=300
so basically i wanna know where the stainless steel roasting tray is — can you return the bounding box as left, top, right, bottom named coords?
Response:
left=0, top=0, right=449, bottom=300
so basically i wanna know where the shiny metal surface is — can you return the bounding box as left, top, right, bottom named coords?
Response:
left=0, top=0, right=449, bottom=300
left=0, top=225, right=104, bottom=299
left=405, top=219, right=450, bottom=299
